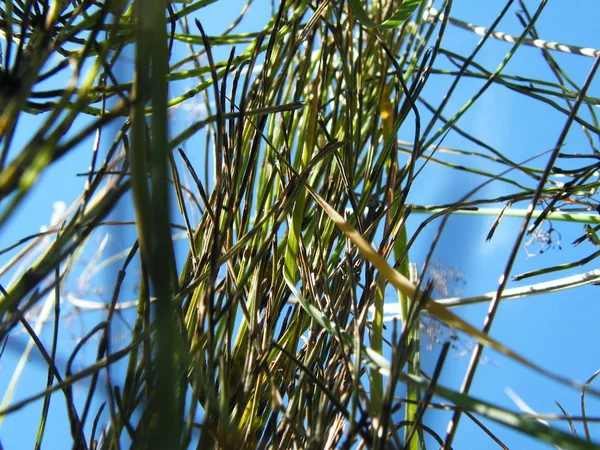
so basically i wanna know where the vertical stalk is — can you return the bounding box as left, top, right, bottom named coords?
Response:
left=131, top=0, right=183, bottom=448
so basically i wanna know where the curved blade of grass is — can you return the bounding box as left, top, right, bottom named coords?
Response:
left=305, top=187, right=600, bottom=396
left=412, top=207, right=600, bottom=225
left=426, top=6, right=600, bottom=58
left=400, top=371, right=600, bottom=450
left=348, top=0, right=424, bottom=29
left=437, top=268, right=600, bottom=307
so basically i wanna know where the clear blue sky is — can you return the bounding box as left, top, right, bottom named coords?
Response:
left=0, top=1, right=599, bottom=448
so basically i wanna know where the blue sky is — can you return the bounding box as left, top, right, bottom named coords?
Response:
left=1, top=1, right=599, bottom=448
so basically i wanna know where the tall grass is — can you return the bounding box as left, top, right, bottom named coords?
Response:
left=0, top=0, right=599, bottom=448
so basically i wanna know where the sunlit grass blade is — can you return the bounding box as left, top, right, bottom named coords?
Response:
left=348, top=0, right=425, bottom=29
left=305, top=186, right=600, bottom=397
